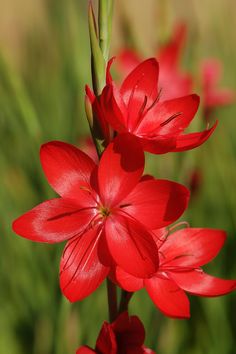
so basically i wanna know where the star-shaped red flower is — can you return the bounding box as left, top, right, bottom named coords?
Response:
left=13, top=134, right=189, bottom=302
left=86, top=57, right=217, bottom=154
left=114, top=227, right=236, bottom=318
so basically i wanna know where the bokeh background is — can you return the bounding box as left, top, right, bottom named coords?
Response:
left=1, top=0, right=236, bottom=353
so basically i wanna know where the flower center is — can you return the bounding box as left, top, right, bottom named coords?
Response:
left=99, top=206, right=110, bottom=218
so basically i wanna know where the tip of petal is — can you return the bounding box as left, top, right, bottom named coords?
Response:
left=85, top=85, right=95, bottom=103
left=142, top=57, right=159, bottom=70
left=191, top=93, right=200, bottom=105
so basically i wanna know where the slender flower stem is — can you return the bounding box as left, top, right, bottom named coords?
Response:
left=88, top=0, right=118, bottom=323
left=88, top=3, right=106, bottom=95
left=118, top=290, right=133, bottom=314
left=106, top=278, right=118, bottom=322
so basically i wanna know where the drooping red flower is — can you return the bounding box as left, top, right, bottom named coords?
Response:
left=114, top=227, right=236, bottom=319
left=87, top=58, right=217, bottom=154
left=13, top=134, right=189, bottom=302
left=201, top=59, right=236, bottom=115
left=76, top=311, right=156, bottom=354
left=116, top=24, right=193, bottom=101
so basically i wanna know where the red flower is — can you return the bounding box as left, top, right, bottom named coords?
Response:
left=201, top=59, right=236, bottom=114
left=114, top=227, right=236, bottom=319
left=13, top=134, right=189, bottom=302
left=87, top=58, right=217, bottom=154
left=76, top=311, right=156, bottom=354
left=116, top=24, right=193, bottom=101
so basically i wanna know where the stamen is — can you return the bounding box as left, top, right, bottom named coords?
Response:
left=168, top=221, right=190, bottom=232
left=145, top=88, right=162, bottom=114
left=131, top=95, right=148, bottom=131
left=79, top=185, right=99, bottom=204
left=61, top=226, right=103, bottom=290
left=134, top=89, right=162, bottom=133
left=160, top=112, right=182, bottom=127
left=119, top=203, right=132, bottom=208
left=138, top=95, right=148, bottom=118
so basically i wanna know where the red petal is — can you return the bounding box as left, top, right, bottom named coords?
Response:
left=87, top=85, right=112, bottom=143
left=12, top=198, right=96, bottom=243
left=160, top=228, right=226, bottom=268
left=105, top=214, right=159, bottom=278
left=121, top=179, right=190, bottom=229
left=174, top=121, right=217, bottom=152
left=145, top=276, right=190, bottom=319
left=96, top=321, right=117, bottom=354
left=98, top=134, right=144, bottom=207
left=106, top=57, right=115, bottom=85
left=60, top=226, right=109, bottom=302
left=40, top=141, right=96, bottom=200
left=100, top=85, right=128, bottom=133
left=115, top=266, right=144, bottom=292
left=120, top=58, right=159, bottom=130
left=85, top=84, right=96, bottom=104
left=76, top=347, right=95, bottom=354
left=138, top=135, right=177, bottom=154
left=135, top=94, right=199, bottom=136
left=170, top=269, right=236, bottom=297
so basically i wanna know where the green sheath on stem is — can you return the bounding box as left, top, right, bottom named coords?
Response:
left=99, top=0, right=114, bottom=62
left=88, top=3, right=106, bottom=95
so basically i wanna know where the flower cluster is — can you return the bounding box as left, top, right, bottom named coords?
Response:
left=12, top=20, right=236, bottom=354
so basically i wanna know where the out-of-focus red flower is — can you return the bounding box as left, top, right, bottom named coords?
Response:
left=201, top=59, right=236, bottom=115
left=115, top=227, right=236, bottom=319
left=76, top=311, right=156, bottom=354
left=13, top=134, right=189, bottom=302
left=88, top=58, right=217, bottom=154
left=116, top=24, right=193, bottom=101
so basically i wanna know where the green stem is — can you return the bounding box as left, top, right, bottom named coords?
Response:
left=99, top=0, right=114, bottom=62
left=106, top=278, right=118, bottom=322
left=118, top=290, right=133, bottom=314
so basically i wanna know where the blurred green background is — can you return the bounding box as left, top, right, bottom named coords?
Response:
left=0, top=0, right=236, bottom=353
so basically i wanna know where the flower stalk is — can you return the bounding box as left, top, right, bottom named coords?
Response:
left=118, top=290, right=133, bottom=314
left=89, top=0, right=117, bottom=323
left=106, top=278, right=118, bottom=322
left=88, top=3, right=106, bottom=96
